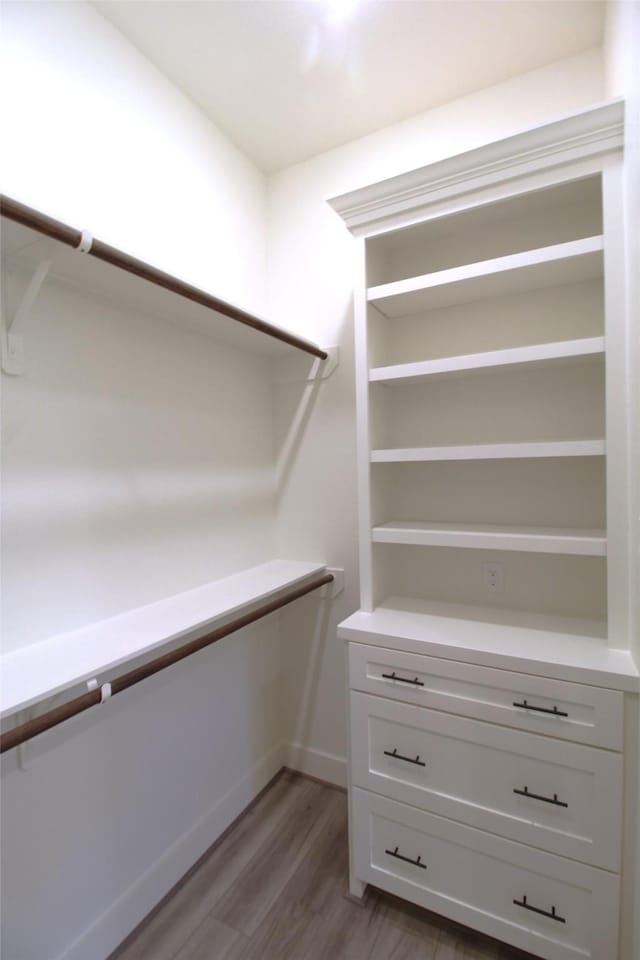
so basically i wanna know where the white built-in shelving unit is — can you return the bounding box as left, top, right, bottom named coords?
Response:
left=331, top=102, right=639, bottom=960
left=333, top=108, right=634, bottom=640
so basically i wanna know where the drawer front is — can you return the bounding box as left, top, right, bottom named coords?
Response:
left=352, top=788, right=619, bottom=960
left=350, top=692, right=622, bottom=870
left=349, top=643, right=623, bottom=750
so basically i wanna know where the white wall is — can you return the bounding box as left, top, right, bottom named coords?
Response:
left=0, top=0, right=267, bottom=315
left=270, top=49, right=605, bottom=783
left=0, top=5, right=287, bottom=960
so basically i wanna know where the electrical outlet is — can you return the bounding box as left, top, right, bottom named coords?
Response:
left=483, top=562, right=504, bottom=593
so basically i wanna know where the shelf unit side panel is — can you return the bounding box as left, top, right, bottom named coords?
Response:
left=602, top=163, right=631, bottom=649
left=354, top=238, right=375, bottom=611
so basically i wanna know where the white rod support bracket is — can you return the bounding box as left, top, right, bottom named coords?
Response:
left=325, top=567, right=345, bottom=598
left=1, top=245, right=55, bottom=376
left=87, top=678, right=111, bottom=703
left=76, top=229, right=93, bottom=254
left=270, top=345, right=339, bottom=384
left=319, top=346, right=339, bottom=379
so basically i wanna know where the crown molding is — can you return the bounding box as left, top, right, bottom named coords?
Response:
left=328, top=100, right=624, bottom=236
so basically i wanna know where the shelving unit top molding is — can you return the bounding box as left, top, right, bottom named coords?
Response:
left=0, top=560, right=328, bottom=720
left=328, top=100, right=624, bottom=236
left=0, top=196, right=327, bottom=361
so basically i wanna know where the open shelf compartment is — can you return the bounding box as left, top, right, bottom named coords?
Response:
left=368, top=236, right=603, bottom=317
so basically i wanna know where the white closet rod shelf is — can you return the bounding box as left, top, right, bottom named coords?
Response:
left=372, top=521, right=607, bottom=556
left=0, top=560, right=329, bottom=722
left=369, top=337, right=605, bottom=385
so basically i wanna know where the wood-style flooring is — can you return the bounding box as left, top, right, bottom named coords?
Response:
left=110, top=770, right=538, bottom=960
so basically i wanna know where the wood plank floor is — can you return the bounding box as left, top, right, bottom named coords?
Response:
left=110, top=771, right=538, bottom=960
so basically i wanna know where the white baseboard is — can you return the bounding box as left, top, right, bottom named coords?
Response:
left=57, top=742, right=286, bottom=960
left=286, top=742, right=347, bottom=789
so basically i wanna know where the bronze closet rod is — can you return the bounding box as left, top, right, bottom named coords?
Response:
left=1, top=572, right=334, bottom=754
left=0, top=195, right=328, bottom=361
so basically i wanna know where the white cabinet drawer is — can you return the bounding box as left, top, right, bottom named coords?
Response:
left=349, top=643, right=623, bottom=750
left=350, top=692, right=622, bottom=870
left=352, top=788, right=619, bottom=960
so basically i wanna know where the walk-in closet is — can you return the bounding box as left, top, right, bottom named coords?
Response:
left=1, top=3, right=638, bottom=960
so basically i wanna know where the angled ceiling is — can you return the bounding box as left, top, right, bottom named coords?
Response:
left=94, top=0, right=605, bottom=173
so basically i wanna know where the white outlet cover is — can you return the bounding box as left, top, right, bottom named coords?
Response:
left=483, top=562, right=504, bottom=593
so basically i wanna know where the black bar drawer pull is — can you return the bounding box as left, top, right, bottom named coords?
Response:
left=513, top=785, right=568, bottom=808
left=384, top=747, right=426, bottom=767
left=514, top=895, right=566, bottom=924
left=382, top=671, right=424, bottom=687
left=385, top=845, right=427, bottom=869
left=513, top=699, right=568, bottom=718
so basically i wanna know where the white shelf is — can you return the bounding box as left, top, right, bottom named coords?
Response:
left=338, top=599, right=639, bottom=692
left=369, top=337, right=605, bottom=385
left=372, top=521, right=606, bottom=556
left=371, top=440, right=606, bottom=462
left=368, top=236, right=603, bottom=317
left=0, top=560, right=327, bottom=719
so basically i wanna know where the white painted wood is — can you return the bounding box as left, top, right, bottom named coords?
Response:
left=371, top=439, right=606, bottom=462
left=374, top=458, right=605, bottom=532
left=373, top=361, right=604, bottom=453
left=372, top=521, right=606, bottom=556
left=602, top=164, right=632, bottom=649
left=350, top=691, right=622, bottom=870
left=334, top=102, right=631, bottom=959
left=370, top=337, right=605, bottom=384
left=351, top=787, right=620, bottom=960
left=348, top=643, right=624, bottom=749
left=354, top=240, right=374, bottom=611
left=340, top=605, right=640, bottom=692
left=365, top=177, right=602, bottom=288
left=368, top=236, right=603, bottom=317
left=0, top=559, right=326, bottom=719
left=328, top=101, right=624, bottom=235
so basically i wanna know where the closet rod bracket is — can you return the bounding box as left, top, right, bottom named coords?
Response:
left=87, top=678, right=112, bottom=703
left=325, top=567, right=345, bottom=597
left=2, top=245, right=55, bottom=375
left=319, top=346, right=339, bottom=379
